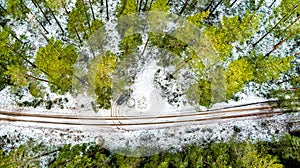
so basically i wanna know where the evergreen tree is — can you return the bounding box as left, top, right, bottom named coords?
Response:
left=204, top=10, right=261, bottom=59
left=117, top=0, right=138, bottom=16
left=68, top=0, right=104, bottom=43
left=35, top=37, right=78, bottom=94
left=225, top=58, right=254, bottom=99
left=88, top=51, right=117, bottom=109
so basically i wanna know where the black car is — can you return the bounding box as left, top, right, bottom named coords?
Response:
left=116, top=89, right=132, bottom=105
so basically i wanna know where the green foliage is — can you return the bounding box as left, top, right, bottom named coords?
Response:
left=0, top=27, right=33, bottom=91
left=268, top=134, right=300, bottom=167
left=67, top=0, right=88, bottom=41
left=44, top=0, right=65, bottom=10
left=0, top=140, right=57, bottom=168
left=186, top=78, right=212, bottom=107
left=6, top=0, right=29, bottom=19
left=186, top=10, right=210, bottom=28
left=50, top=143, right=110, bottom=168
left=149, top=32, right=188, bottom=56
left=225, top=58, right=254, bottom=99
left=117, top=0, right=137, bottom=16
left=119, top=33, right=142, bottom=56
left=150, top=0, right=169, bottom=12
left=35, top=37, right=78, bottom=94
left=271, top=70, right=300, bottom=111
left=90, top=19, right=105, bottom=35
left=88, top=51, right=117, bottom=109
left=204, top=10, right=261, bottom=59
left=5, top=64, right=28, bottom=87
left=28, top=81, right=45, bottom=98
left=67, top=0, right=104, bottom=42
left=248, top=54, right=294, bottom=83
left=112, top=154, right=144, bottom=168
left=272, top=0, right=300, bottom=38
left=3, top=135, right=300, bottom=167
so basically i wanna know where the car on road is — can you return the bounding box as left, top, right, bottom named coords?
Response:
left=116, top=89, right=132, bottom=105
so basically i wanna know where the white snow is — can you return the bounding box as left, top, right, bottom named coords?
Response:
left=0, top=0, right=299, bottom=164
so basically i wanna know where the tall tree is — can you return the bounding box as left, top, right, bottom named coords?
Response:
left=6, top=0, right=49, bottom=34
left=0, top=27, right=50, bottom=96
left=253, top=1, right=300, bottom=47
left=204, top=10, right=261, bottom=59
left=117, top=0, right=138, bottom=16
left=41, top=0, right=66, bottom=34
left=88, top=51, right=117, bottom=109
left=35, top=37, right=79, bottom=94
left=88, top=0, right=96, bottom=20
left=31, top=0, right=52, bottom=25
left=6, top=0, right=49, bottom=41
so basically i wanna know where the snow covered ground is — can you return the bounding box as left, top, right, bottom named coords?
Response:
left=0, top=0, right=299, bottom=164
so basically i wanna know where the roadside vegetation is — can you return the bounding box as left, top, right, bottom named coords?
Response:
left=0, top=134, right=299, bottom=167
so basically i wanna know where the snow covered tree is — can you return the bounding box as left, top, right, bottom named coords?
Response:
left=68, top=0, right=104, bottom=43
left=0, top=27, right=48, bottom=96
left=33, top=0, right=65, bottom=34
left=6, top=0, right=50, bottom=37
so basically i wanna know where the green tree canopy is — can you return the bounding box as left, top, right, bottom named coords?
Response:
left=35, top=37, right=78, bottom=94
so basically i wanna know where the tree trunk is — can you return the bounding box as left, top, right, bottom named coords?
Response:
left=205, top=0, right=214, bottom=11
left=60, top=0, right=70, bottom=14
left=141, top=36, right=150, bottom=56
left=6, top=43, right=49, bottom=75
left=17, top=4, right=49, bottom=41
left=32, top=0, right=52, bottom=25
left=25, top=74, right=50, bottom=83
left=252, top=4, right=298, bottom=47
left=1, top=26, right=23, bottom=44
left=265, top=15, right=300, bottom=56
left=81, top=0, right=91, bottom=31
left=0, top=3, right=7, bottom=12
left=74, top=27, right=83, bottom=43
left=276, top=15, right=300, bottom=38
left=149, top=0, right=154, bottom=10
left=143, top=0, right=148, bottom=11
left=208, top=0, right=223, bottom=18
left=60, top=1, right=82, bottom=43
left=269, top=0, right=276, bottom=8
left=100, top=0, right=104, bottom=6
left=20, top=1, right=49, bottom=34
left=173, top=56, right=193, bottom=75
left=105, top=0, right=109, bottom=20
left=230, top=0, right=238, bottom=7
left=139, top=0, right=143, bottom=12
left=167, top=0, right=172, bottom=5
left=179, top=0, right=190, bottom=15
left=249, top=0, right=264, bottom=21
left=88, top=0, right=96, bottom=20
left=265, top=38, right=287, bottom=57
left=255, top=0, right=264, bottom=11
left=49, top=9, right=65, bottom=34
